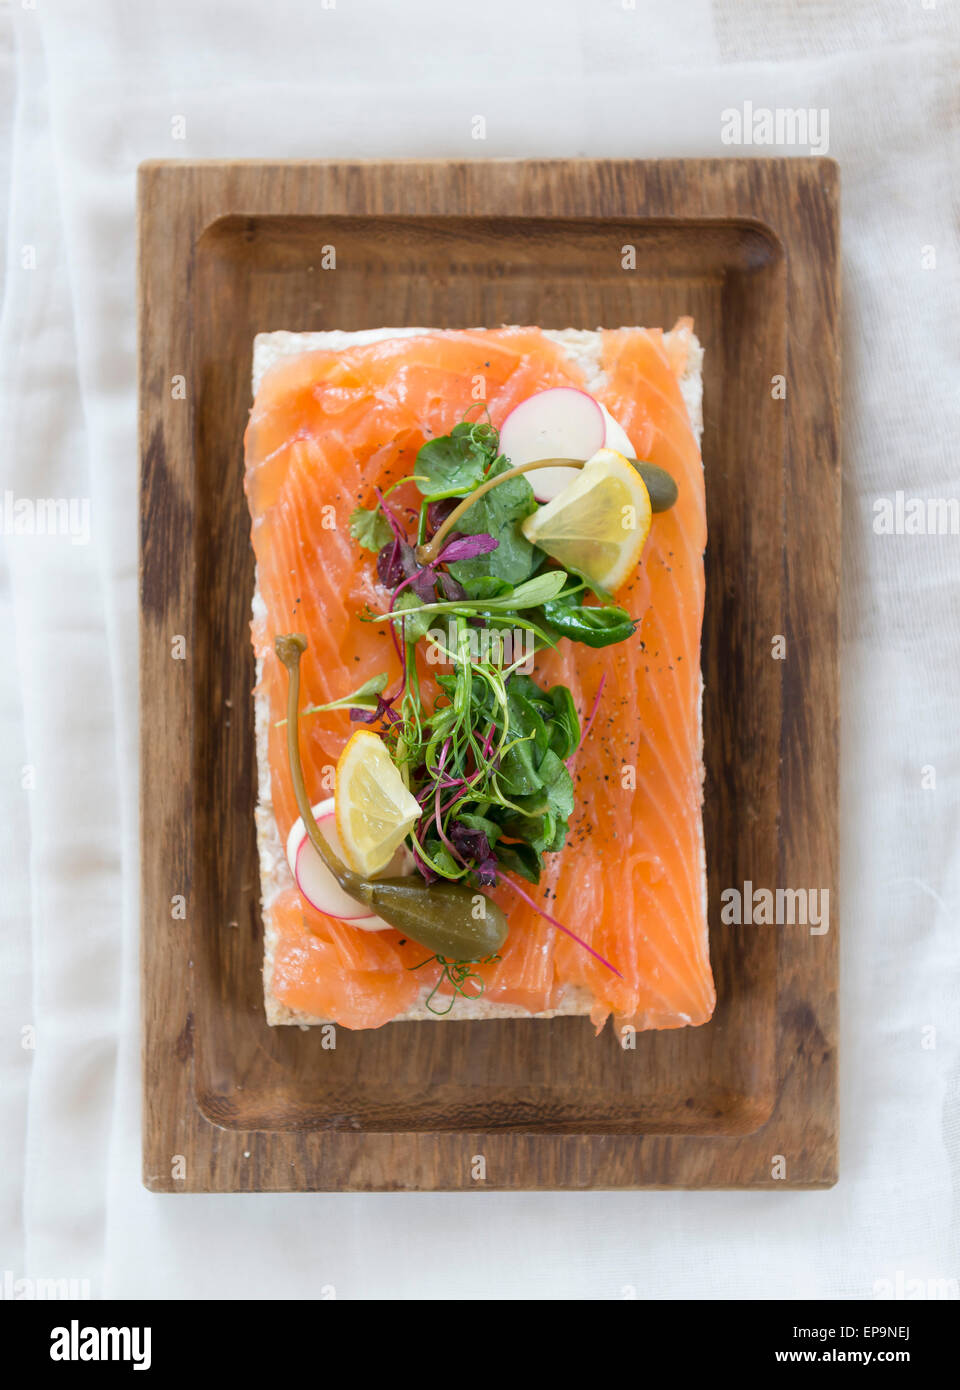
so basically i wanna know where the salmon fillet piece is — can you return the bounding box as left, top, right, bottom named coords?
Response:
left=244, top=324, right=713, bottom=1032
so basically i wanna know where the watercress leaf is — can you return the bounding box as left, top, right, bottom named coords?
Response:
left=508, top=674, right=555, bottom=724
left=497, top=810, right=554, bottom=853
left=454, top=811, right=502, bottom=846
left=506, top=686, right=549, bottom=761
left=413, top=849, right=438, bottom=884
left=494, top=840, right=542, bottom=885
left=415, top=430, right=491, bottom=498
left=547, top=815, right=570, bottom=853
left=497, top=752, right=572, bottom=852
left=350, top=506, right=393, bottom=553
left=546, top=684, right=580, bottom=760
left=422, top=838, right=461, bottom=879
left=462, top=575, right=514, bottom=602
left=537, top=748, right=575, bottom=821
left=454, top=420, right=498, bottom=452
left=392, top=590, right=433, bottom=643
left=540, top=591, right=637, bottom=648
left=497, top=736, right=543, bottom=798
left=447, top=458, right=539, bottom=585
left=508, top=791, right=550, bottom=817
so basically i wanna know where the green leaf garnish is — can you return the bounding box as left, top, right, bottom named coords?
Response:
left=409, top=951, right=501, bottom=1016
left=537, top=748, right=575, bottom=821
left=545, top=684, right=580, bottom=760
left=497, top=734, right=543, bottom=798
left=539, top=590, right=637, bottom=648
left=461, top=575, right=515, bottom=602
left=493, top=841, right=542, bottom=884
left=391, top=591, right=434, bottom=644
left=378, top=569, right=569, bottom=628
left=300, top=672, right=389, bottom=716
left=275, top=672, right=389, bottom=724
left=446, top=455, right=539, bottom=585
left=349, top=506, right=392, bottom=553
left=414, top=422, right=498, bottom=499
left=454, top=811, right=503, bottom=845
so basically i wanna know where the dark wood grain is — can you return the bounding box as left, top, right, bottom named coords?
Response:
left=138, top=158, right=840, bottom=1191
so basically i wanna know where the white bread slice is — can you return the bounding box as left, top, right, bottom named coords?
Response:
left=252, top=327, right=704, bottom=1026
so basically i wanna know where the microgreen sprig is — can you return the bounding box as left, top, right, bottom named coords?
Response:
left=409, top=952, right=501, bottom=1015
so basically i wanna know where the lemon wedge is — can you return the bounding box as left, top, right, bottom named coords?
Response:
left=520, top=447, right=652, bottom=592
left=334, top=728, right=422, bottom=877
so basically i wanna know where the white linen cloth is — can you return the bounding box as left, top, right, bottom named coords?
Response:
left=0, top=0, right=957, bottom=1300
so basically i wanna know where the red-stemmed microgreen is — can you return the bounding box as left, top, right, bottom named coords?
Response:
left=567, top=673, right=606, bottom=767
left=496, top=873, right=623, bottom=980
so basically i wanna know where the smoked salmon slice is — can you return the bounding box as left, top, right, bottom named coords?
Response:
left=245, top=324, right=714, bottom=1032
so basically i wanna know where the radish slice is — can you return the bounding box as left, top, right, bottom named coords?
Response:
left=285, top=797, right=413, bottom=930
left=601, top=406, right=634, bottom=459
left=499, top=388, right=605, bottom=502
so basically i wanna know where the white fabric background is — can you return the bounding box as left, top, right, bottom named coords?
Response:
left=0, top=0, right=957, bottom=1300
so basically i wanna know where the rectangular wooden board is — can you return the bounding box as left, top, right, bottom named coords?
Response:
left=138, top=158, right=840, bottom=1191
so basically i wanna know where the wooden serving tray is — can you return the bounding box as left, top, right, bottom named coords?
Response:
left=138, top=158, right=840, bottom=1191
